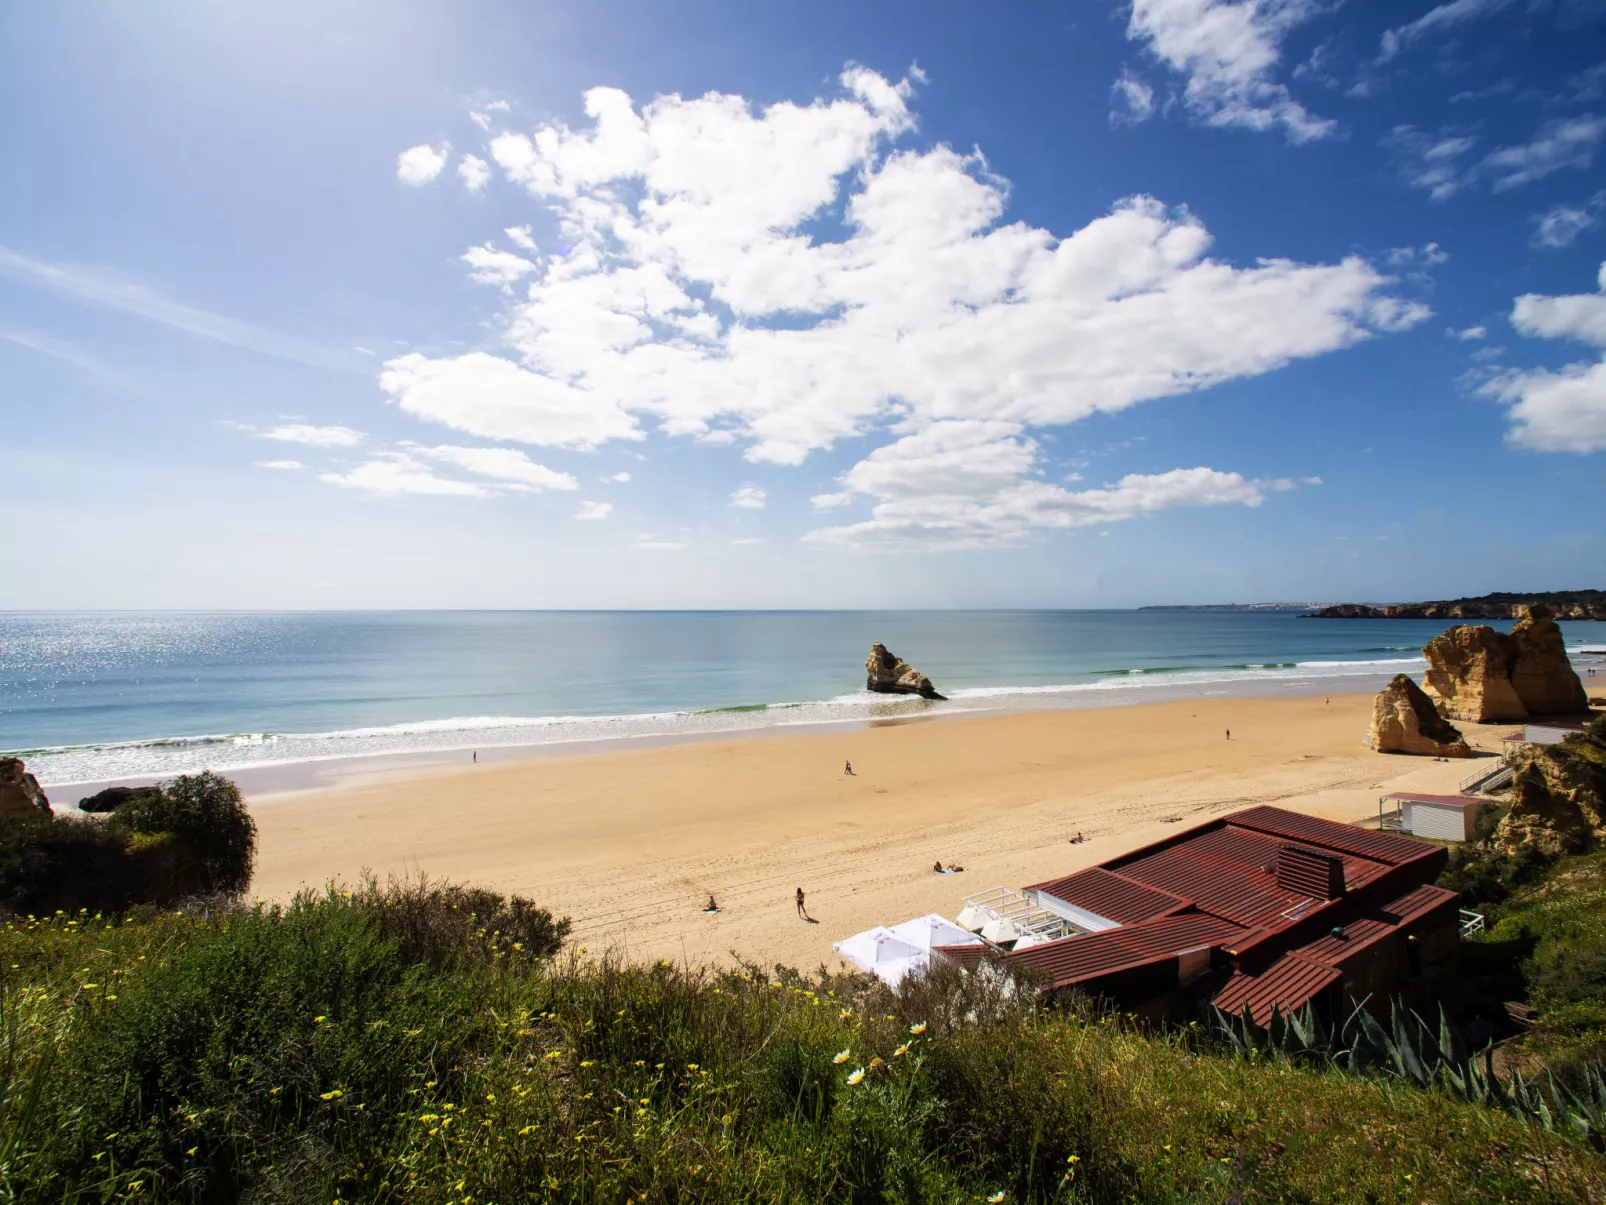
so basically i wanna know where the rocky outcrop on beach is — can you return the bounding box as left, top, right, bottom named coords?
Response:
left=1422, top=606, right=1588, bottom=723
left=1366, top=674, right=1471, bottom=757
left=77, top=785, right=160, bottom=814
left=1494, top=719, right=1606, bottom=856
left=0, top=758, right=51, bottom=818
left=865, top=643, right=946, bottom=700
left=1311, top=590, right=1606, bottom=620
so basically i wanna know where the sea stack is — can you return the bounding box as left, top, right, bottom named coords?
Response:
left=0, top=758, right=51, bottom=819
left=865, top=643, right=946, bottom=700
left=1366, top=674, right=1471, bottom=757
left=1422, top=604, right=1588, bottom=722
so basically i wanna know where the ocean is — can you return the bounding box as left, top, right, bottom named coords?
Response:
left=3, top=610, right=1600, bottom=792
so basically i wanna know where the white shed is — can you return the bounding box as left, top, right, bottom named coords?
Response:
left=1378, top=792, right=1488, bottom=842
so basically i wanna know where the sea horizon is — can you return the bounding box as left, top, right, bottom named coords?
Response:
left=5, top=608, right=1602, bottom=794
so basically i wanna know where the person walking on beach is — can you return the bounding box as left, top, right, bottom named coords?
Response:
left=472, top=751, right=477, bottom=763
left=1225, top=729, right=1231, bottom=740
left=844, top=760, right=855, bottom=776
left=795, top=887, right=809, bottom=920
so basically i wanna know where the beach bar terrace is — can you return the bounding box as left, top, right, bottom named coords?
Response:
left=927, top=805, right=1461, bottom=1024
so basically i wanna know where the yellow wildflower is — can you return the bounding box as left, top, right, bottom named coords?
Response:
left=868, top=1057, right=885, bottom=1069
left=909, top=1022, right=927, bottom=1035
left=894, top=1043, right=910, bottom=1057
left=846, top=1068, right=865, bottom=1086
left=987, top=1194, right=1006, bottom=1204
left=833, top=1048, right=851, bottom=1065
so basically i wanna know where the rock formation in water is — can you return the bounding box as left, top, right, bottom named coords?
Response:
left=1421, top=605, right=1588, bottom=722
left=1494, top=718, right=1606, bottom=856
left=865, top=643, right=945, bottom=700
left=1311, top=590, right=1606, bottom=620
left=1366, top=674, right=1471, bottom=757
left=0, top=758, right=51, bottom=818
left=77, top=785, right=161, bottom=814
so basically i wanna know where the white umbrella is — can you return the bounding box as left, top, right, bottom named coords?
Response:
left=833, top=926, right=929, bottom=986
left=887, top=914, right=983, bottom=952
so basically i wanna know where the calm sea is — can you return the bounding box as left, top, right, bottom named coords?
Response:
left=3, top=610, right=1600, bottom=789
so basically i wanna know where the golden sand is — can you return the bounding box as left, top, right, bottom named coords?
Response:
left=250, top=693, right=1501, bottom=971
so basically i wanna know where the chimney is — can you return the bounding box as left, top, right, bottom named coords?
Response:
left=1276, top=844, right=1345, bottom=899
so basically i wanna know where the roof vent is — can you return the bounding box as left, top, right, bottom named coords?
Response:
left=1276, top=844, right=1345, bottom=900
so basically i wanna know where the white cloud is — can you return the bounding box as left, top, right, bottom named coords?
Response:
left=458, top=154, right=491, bottom=192
left=1484, top=116, right=1606, bottom=192
left=381, top=68, right=1421, bottom=543
left=604, top=471, right=632, bottom=482
left=575, top=500, right=613, bottom=520
left=461, top=244, right=539, bottom=289
left=810, top=491, right=855, bottom=509
left=397, top=142, right=450, bottom=185
left=1480, top=261, right=1606, bottom=452
left=321, top=452, right=489, bottom=496
left=1448, top=325, right=1487, bottom=341
left=1124, top=0, right=1336, bottom=142
left=505, top=225, right=538, bottom=251
left=254, top=459, right=304, bottom=471
left=633, top=540, right=684, bottom=551
left=417, top=445, right=578, bottom=491
left=1384, top=127, right=1479, bottom=200
left=1378, top=0, right=1519, bottom=63
left=1110, top=72, right=1157, bottom=124
left=0, top=245, right=362, bottom=373
left=730, top=485, right=766, bottom=509
left=731, top=537, right=765, bottom=545
left=259, top=423, right=366, bottom=447
left=1533, top=193, right=1606, bottom=249
left=1386, top=242, right=1449, bottom=269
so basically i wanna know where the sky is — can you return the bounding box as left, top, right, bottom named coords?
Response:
left=2, top=0, right=1604, bottom=609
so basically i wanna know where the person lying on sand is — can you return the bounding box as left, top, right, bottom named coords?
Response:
left=946, top=863, right=964, bottom=873
left=1069, top=832, right=1085, bottom=844
left=934, top=860, right=944, bottom=873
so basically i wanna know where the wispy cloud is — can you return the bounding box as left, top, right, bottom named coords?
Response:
left=1533, top=192, right=1606, bottom=248
left=575, top=500, right=613, bottom=520
left=259, top=423, right=366, bottom=447
left=1, top=328, right=117, bottom=377
left=1378, top=0, right=1518, bottom=64
left=730, top=485, right=767, bottom=509
left=254, top=460, right=304, bottom=471
left=0, top=245, right=364, bottom=373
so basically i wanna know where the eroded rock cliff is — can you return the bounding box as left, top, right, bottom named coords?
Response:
left=1366, top=674, right=1471, bottom=757
left=0, top=758, right=51, bottom=818
left=1422, top=605, right=1587, bottom=722
left=865, top=643, right=945, bottom=700
left=1494, top=718, right=1606, bottom=856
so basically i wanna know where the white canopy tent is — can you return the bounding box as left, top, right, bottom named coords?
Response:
left=833, top=915, right=984, bottom=988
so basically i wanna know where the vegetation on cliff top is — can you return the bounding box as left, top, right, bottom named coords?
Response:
left=4, top=884, right=1604, bottom=1204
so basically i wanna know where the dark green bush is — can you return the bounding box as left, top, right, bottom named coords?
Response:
left=108, top=772, right=256, bottom=897
left=1440, top=840, right=1556, bottom=908
left=355, top=875, right=569, bottom=968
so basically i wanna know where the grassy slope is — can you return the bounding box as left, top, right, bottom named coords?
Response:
left=3, top=895, right=1603, bottom=1204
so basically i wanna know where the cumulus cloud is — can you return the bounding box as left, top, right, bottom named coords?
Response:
left=1110, top=72, right=1157, bottom=124
left=461, top=244, right=539, bottom=289
left=1448, top=325, right=1487, bottom=341
left=416, top=445, right=578, bottom=491
left=604, top=471, right=632, bottom=482
left=458, top=154, right=491, bottom=192
left=321, top=452, right=489, bottom=496
left=1123, top=0, right=1336, bottom=142
left=1533, top=193, right=1606, bottom=248
left=505, top=224, right=538, bottom=250
left=397, top=143, right=449, bottom=184
left=1480, top=261, right=1606, bottom=452
left=380, top=67, right=1422, bottom=545
left=254, top=459, right=303, bottom=470
left=575, top=500, right=613, bottom=520
left=730, top=485, right=766, bottom=509
left=259, top=423, right=365, bottom=447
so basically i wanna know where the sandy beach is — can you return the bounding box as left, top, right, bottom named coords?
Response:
left=250, top=693, right=1505, bottom=972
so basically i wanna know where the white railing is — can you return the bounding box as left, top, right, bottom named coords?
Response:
left=1459, top=758, right=1511, bottom=794
left=1459, top=909, right=1485, bottom=936
left=957, top=886, right=1074, bottom=945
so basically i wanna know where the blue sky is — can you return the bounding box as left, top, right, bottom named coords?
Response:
left=2, top=0, right=1603, bottom=608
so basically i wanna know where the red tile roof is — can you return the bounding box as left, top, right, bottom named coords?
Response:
left=931, top=943, right=991, bottom=971
left=1229, top=805, right=1436, bottom=866
left=1380, top=792, right=1487, bottom=808
left=1211, top=953, right=1341, bottom=1026
left=1004, top=911, right=1249, bottom=989
left=1112, top=842, right=1309, bottom=928
left=1294, top=884, right=1461, bottom=966
left=1027, top=867, right=1191, bottom=924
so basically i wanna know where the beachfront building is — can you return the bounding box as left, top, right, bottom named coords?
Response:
left=1376, top=791, right=1492, bottom=842
left=930, top=806, right=1463, bottom=1024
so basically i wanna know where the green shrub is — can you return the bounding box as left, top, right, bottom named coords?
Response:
left=108, top=772, right=256, bottom=898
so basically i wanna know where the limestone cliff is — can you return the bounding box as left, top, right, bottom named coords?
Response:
left=1366, top=674, right=1471, bottom=757
left=0, top=758, right=51, bottom=819
left=865, top=643, right=946, bottom=700
left=1421, top=605, right=1587, bottom=722
left=1494, top=718, right=1606, bottom=856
